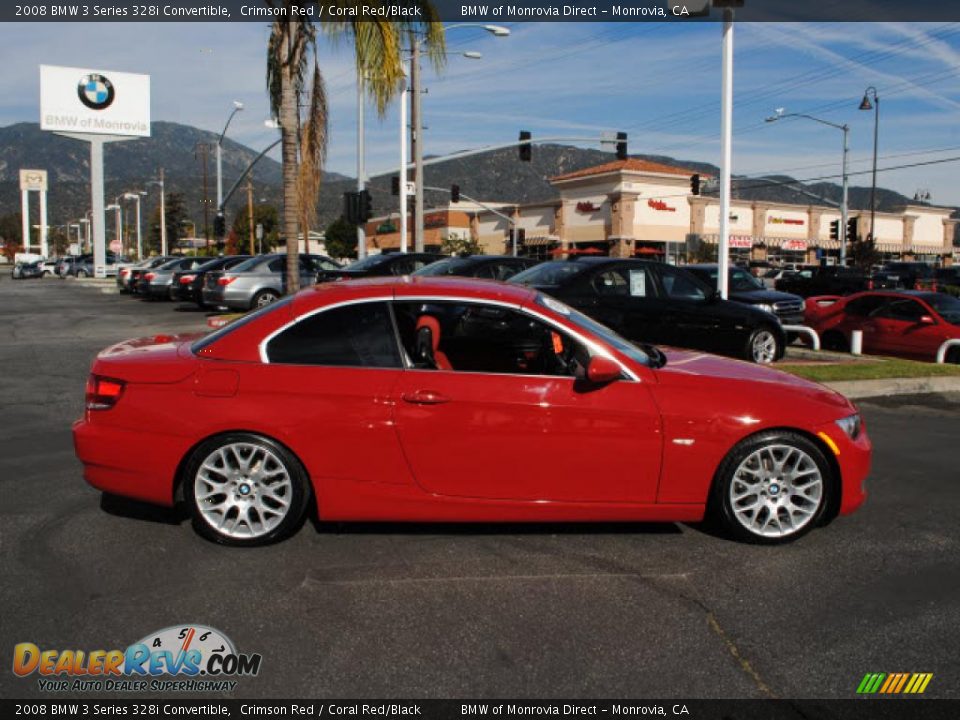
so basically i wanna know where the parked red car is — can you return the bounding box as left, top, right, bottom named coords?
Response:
left=805, top=290, right=960, bottom=362
left=74, top=277, right=870, bottom=546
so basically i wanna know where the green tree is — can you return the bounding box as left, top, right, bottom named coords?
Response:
left=0, top=212, right=23, bottom=261
left=147, top=192, right=188, bottom=255
left=440, top=232, right=482, bottom=257
left=231, top=204, right=280, bottom=254
left=848, top=236, right=879, bottom=271
left=324, top=216, right=358, bottom=260
left=266, top=8, right=445, bottom=294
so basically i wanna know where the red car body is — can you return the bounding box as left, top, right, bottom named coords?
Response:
left=74, top=278, right=869, bottom=537
left=804, top=290, right=960, bottom=362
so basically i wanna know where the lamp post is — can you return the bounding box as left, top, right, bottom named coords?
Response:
left=146, top=170, right=166, bottom=255
left=123, top=191, right=147, bottom=259
left=79, top=216, right=90, bottom=252
left=409, top=24, right=510, bottom=252
left=766, top=110, right=850, bottom=265
left=217, top=101, right=244, bottom=212
left=859, top=87, right=879, bottom=243
left=106, top=199, right=123, bottom=255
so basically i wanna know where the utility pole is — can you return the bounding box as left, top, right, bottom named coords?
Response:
left=411, top=40, right=425, bottom=252
left=246, top=176, right=255, bottom=256
left=717, top=5, right=734, bottom=300
left=196, top=143, right=211, bottom=250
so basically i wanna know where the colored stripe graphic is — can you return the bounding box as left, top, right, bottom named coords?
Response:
left=857, top=672, right=932, bottom=694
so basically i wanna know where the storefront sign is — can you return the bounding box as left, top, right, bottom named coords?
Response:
left=576, top=201, right=601, bottom=213
left=729, top=235, right=753, bottom=248
left=783, top=239, right=808, bottom=251
left=768, top=217, right=805, bottom=226
left=647, top=199, right=676, bottom=212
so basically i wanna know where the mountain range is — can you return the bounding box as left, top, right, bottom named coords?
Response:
left=1, top=121, right=954, bottom=241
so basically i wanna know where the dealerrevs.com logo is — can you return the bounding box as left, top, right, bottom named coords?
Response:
left=12, top=624, right=262, bottom=693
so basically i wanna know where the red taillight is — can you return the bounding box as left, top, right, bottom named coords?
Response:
left=144, top=272, right=156, bottom=281
left=218, top=276, right=236, bottom=286
left=85, top=375, right=125, bottom=411
left=179, top=274, right=196, bottom=284
left=867, top=279, right=874, bottom=290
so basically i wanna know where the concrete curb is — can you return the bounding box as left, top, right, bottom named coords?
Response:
left=824, top=376, right=960, bottom=399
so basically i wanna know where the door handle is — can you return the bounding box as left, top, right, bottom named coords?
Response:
left=402, top=390, right=450, bottom=405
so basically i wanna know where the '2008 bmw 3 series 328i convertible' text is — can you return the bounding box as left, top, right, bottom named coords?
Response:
left=74, top=277, right=870, bottom=546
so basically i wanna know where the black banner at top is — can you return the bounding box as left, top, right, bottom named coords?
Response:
left=2, top=0, right=960, bottom=23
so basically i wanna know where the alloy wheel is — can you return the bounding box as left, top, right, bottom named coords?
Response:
left=728, top=444, right=824, bottom=539
left=193, top=442, right=293, bottom=540
left=751, top=330, right=778, bottom=364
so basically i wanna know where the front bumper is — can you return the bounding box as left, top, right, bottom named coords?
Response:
left=815, top=418, right=871, bottom=516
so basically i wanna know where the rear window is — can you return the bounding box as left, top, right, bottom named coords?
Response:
left=511, top=261, right=586, bottom=286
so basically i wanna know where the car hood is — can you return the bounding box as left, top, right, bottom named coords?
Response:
left=92, top=333, right=204, bottom=384
left=654, top=347, right=853, bottom=412
left=728, top=288, right=802, bottom=304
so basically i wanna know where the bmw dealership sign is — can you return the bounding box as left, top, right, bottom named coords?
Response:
left=40, top=65, right=150, bottom=137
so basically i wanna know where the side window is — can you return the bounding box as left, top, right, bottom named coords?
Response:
left=592, top=269, right=630, bottom=297
left=659, top=267, right=706, bottom=300
left=845, top=296, right=888, bottom=317
left=392, top=301, right=591, bottom=378
left=268, top=258, right=284, bottom=272
left=497, top=262, right=528, bottom=280
left=265, top=302, right=401, bottom=368
left=878, top=299, right=926, bottom=322
left=476, top=264, right=499, bottom=280
left=391, top=259, right=415, bottom=275
left=319, top=259, right=340, bottom=271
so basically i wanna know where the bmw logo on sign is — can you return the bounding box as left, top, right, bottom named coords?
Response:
left=77, top=73, right=115, bottom=110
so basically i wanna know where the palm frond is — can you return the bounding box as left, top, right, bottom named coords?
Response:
left=296, top=63, right=328, bottom=235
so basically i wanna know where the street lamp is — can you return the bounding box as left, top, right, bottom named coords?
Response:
left=766, top=109, right=850, bottom=265
left=217, top=101, right=244, bottom=212
left=409, top=24, right=510, bottom=252
left=79, top=216, right=91, bottom=252
left=859, top=87, right=879, bottom=243
left=124, top=191, right=147, bottom=259
left=146, top=172, right=166, bottom=255
left=106, top=200, right=123, bottom=255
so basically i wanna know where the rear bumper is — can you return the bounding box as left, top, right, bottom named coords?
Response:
left=73, top=418, right=188, bottom=507
left=143, top=282, right=173, bottom=299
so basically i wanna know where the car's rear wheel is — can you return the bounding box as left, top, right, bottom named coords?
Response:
left=76, top=269, right=88, bottom=278
left=746, top=327, right=781, bottom=364
left=185, top=433, right=310, bottom=546
left=251, top=289, right=279, bottom=309
left=713, top=432, right=832, bottom=544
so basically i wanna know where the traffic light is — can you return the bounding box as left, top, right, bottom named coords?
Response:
left=213, top=212, right=226, bottom=239
left=690, top=174, right=701, bottom=196
left=359, top=189, right=372, bottom=223
left=847, top=217, right=859, bottom=241
left=451, top=184, right=460, bottom=203
left=616, top=132, right=628, bottom=161
left=344, top=191, right=358, bottom=224
left=829, top=219, right=840, bottom=241
left=519, top=130, right=532, bottom=162
left=391, top=176, right=400, bottom=196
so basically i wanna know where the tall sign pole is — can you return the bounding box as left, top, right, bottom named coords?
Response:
left=400, top=61, right=409, bottom=254
left=356, top=73, right=367, bottom=259
left=717, top=6, right=735, bottom=300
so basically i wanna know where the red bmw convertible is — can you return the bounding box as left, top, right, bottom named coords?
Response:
left=74, top=277, right=870, bottom=546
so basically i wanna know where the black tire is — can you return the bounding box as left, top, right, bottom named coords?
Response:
left=251, top=289, right=279, bottom=310
left=822, top=330, right=849, bottom=352
left=711, top=431, right=834, bottom=545
left=184, top=433, right=311, bottom=547
left=744, top=326, right=782, bottom=364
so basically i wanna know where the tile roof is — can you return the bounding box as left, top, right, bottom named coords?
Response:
left=551, top=158, right=701, bottom=182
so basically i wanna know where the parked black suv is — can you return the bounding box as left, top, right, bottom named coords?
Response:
left=510, top=257, right=787, bottom=364
left=412, top=255, right=539, bottom=281
left=685, top=264, right=805, bottom=326
left=317, top=252, right=445, bottom=282
left=775, top=265, right=876, bottom=297
left=871, top=261, right=937, bottom=290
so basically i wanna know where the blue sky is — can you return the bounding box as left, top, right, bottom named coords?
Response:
left=2, top=21, right=960, bottom=205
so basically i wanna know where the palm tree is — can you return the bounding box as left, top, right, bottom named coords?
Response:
left=266, top=3, right=445, bottom=294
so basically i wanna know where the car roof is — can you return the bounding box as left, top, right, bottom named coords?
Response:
left=302, top=275, right=537, bottom=309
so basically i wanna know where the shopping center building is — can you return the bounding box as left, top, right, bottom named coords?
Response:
left=363, top=158, right=957, bottom=265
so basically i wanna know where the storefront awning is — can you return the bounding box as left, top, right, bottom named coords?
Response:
left=522, top=235, right=558, bottom=247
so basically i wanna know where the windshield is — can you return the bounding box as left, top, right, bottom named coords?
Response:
left=535, top=293, right=650, bottom=367
left=343, top=254, right=393, bottom=272
left=688, top=266, right=763, bottom=292
left=925, top=294, right=960, bottom=325
left=413, top=258, right=471, bottom=276
left=511, top=261, right=586, bottom=286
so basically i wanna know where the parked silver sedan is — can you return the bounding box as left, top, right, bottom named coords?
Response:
left=202, top=253, right=341, bottom=311
left=139, top=256, right=211, bottom=300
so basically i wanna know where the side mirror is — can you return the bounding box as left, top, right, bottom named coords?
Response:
left=586, top=355, right=621, bottom=384
left=919, top=315, right=936, bottom=325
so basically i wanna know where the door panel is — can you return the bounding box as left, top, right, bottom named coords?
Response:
left=393, top=370, right=661, bottom=503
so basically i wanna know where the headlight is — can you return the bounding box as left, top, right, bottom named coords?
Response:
left=755, top=303, right=775, bottom=315
left=835, top=413, right=862, bottom=440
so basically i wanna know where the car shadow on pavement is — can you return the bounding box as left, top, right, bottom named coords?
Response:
left=308, top=519, right=684, bottom=537
left=99, top=492, right=188, bottom=526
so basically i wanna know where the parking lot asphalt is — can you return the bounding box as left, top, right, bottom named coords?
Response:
left=1, top=277, right=958, bottom=700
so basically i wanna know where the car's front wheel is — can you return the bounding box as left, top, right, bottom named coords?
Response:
left=184, top=433, right=310, bottom=546
left=251, top=289, right=279, bottom=309
left=745, top=327, right=781, bottom=364
left=713, top=432, right=833, bottom=544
